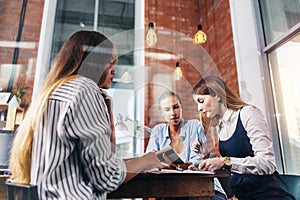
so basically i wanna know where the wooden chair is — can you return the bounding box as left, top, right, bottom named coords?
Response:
left=6, top=181, right=38, bottom=200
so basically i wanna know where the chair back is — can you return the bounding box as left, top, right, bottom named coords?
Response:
left=218, top=176, right=233, bottom=199
left=281, top=174, right=300, bottom=199
left=6, top=181, right=38, bottom=200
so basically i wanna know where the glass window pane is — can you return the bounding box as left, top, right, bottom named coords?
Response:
left=98, top=0, right=135, bottom=79
left=52, top=0, right=95, bottom=61
left=260, top=0, right=300, bottom=44
left=52, top=0, right=135, bottom=83
left=51, top=0, right=136, bottom=158
left=268, top=33, right=300, bottom=174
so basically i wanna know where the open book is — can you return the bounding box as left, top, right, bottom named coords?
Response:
left=156, top=146, right=184, bottom=165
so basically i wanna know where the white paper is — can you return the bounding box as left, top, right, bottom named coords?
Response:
left=0, top=92, right=11, bottom=104
left=146, top=168, right=215, bottom=174
left=8, top=95, right=19, bottom=107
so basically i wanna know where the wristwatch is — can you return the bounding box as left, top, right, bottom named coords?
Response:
left=223, top=156, right=232, bottom=168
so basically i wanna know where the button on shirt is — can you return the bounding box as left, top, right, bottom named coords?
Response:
left=219, top=105, right=276, bottom=175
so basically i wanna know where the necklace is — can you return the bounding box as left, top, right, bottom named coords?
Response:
left=170, top=134, right=184, bottom=154
left=170, top=134, right=181, bottom=145
left=169, top=125, right=181, bottom=145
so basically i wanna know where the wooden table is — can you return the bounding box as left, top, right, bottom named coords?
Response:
left=107, top=170, right=229, bottom=200
left=0, top=170, right=229, bottom=200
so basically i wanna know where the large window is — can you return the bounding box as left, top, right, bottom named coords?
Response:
left=259, top=0, right=300, bottom=174
left=268, top=34, right=300, bottom=173
left=51, top=0, right=139, bottom=158
left=52, top=0, right=135, bottom=79
left=260, top=0, right=300, bottom=45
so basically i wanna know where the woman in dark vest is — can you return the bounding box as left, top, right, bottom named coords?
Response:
left=191, top=75, right=295, bottom=200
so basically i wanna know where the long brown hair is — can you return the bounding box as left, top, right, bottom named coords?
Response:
left=192, top=76, right=248, bottom=126
left=9, top=30, right=114, bottom=184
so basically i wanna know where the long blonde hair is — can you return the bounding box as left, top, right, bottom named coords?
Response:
left=192, top=76, right=248, bottom=126
left=9, top=30, right=114, bottom=184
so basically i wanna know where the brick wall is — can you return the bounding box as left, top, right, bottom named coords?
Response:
left=0, top=0, right=239, bottom=153
left=0, top=0, right=44, bottom=107
left=144, top=0, right=238, bottom=151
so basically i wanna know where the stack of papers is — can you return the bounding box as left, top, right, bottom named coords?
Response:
left=147, top=168, right=215, bottom=174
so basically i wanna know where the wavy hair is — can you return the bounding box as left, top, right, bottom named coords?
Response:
left=9, top=30, right=114, bottom=184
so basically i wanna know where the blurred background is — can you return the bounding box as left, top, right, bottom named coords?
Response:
left=0, top=0, right=299, bottom=176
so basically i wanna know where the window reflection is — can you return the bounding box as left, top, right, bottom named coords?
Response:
left=52, top=0, right=136, bottom=158
left=269, top=33, right=300, bottom=174
left=260, top=0, right=300, bottom=44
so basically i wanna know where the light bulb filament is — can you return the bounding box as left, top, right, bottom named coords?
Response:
left=146, top=22, right=157, bottom=47
left=120, top=71, right=132, bottom=83
left=194, top=24, right=207, bottom=44
left=173, top=62, right=183, bottom=81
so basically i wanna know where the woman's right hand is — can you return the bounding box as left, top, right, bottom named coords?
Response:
left=192, top=138, right=210, bottom=159
left=141, top=151, right=162, bottom=171
left=123, top=152, right=162, bottom=182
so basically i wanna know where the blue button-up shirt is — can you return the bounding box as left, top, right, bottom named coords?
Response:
left=146, top=119, right=205, bottom=166
left=145, top=119, right=226, bottom=196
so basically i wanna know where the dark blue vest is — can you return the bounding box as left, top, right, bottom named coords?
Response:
left=219, top=110, right=253, bottom=158
left=218, top=109, right=295, bottom=200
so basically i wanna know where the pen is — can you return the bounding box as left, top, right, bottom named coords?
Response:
left=161, top=162, right=184, bottom=171
left=196, top=130, right=202, bottom=153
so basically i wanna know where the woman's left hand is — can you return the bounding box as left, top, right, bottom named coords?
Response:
left=198, top=157, right=224, bottom=171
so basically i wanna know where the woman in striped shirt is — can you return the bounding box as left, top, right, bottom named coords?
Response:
left=9, top=30, right=162, bottom=199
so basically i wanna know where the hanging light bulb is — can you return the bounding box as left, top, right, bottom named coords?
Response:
left=120, top=71, right=132, bottom=83
left=194, top=24, right=207, bottom=44
left=146, top=22, right=157, bottom=47
left=173, top=62, right=182, bottom=81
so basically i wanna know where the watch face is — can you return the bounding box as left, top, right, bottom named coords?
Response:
left=224, top=157, right=232, bottom=167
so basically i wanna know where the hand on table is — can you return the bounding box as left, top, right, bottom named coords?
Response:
left=198, top=157, right=224, bottom=171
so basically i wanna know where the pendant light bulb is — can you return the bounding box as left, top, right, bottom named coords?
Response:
left=120, top=71, right=132, bottom=83
left=173, top=62, right=182, bottom=81
left=146, top=22, right=157, bottom=47
left=194, top=24, right=207, bottom=44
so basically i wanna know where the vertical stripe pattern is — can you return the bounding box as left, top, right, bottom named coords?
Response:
left=30, top=77, right=126, bottom=200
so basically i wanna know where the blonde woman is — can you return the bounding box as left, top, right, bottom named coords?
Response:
left=9, top=30, right=161, bottom=199
left=192, top=76, right=295, bottom=200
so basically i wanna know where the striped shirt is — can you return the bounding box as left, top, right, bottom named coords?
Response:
left=30, top=77, right=126, bottom=199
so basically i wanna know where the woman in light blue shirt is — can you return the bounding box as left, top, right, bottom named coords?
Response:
left=147, top=119, right=205, bottom=166
left=146, top=91, right=226, bottom=200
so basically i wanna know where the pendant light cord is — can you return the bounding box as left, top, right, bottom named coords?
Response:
left=198, top=0, right=201, bottom=25
left=8, top=0, right=28, bottom=91
left=149, top=0, right=152, bottom=22
left=175, top=0, right=179, bottom=57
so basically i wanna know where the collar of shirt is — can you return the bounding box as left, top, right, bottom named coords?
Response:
left=219, top=109, right=240, bottom=140
left=222, top=109, right=234, bottom=123
left=163, top=120, right=186, bottom=142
